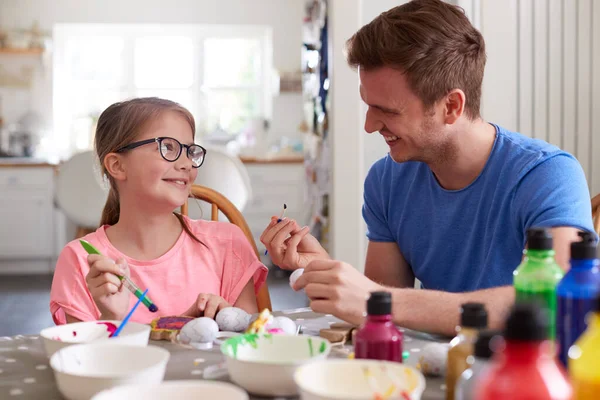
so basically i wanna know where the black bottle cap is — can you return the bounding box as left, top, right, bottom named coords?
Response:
left=571, top=231, right=597, bottom=260
left=527, top=227, right=553, bottom=250
left=367, top=291, right=392, bottom=315
left=594, top=293, right=600, bottom=313
left=504, top=302, right=548, bottom=341
left=460, top=302, right=488, bottom=328
left=474, top=329, right=501, bottom=359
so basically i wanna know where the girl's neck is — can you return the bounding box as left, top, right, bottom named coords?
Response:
left=106, top=199, right=184, bottom=261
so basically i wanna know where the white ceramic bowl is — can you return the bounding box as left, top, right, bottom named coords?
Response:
left=221, top=333, right=331, bottom=397
left=91, top=380, right=249, bottom=400
left=50, top=343, right=170, bottom=400
left=40, top=320, right=150, bottom=358
left=294, top=359, right=426, bottom=400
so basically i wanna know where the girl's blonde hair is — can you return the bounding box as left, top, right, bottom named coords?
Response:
left=95, top=97, right=202, bottom=243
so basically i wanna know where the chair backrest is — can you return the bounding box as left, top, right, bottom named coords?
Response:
left=55, top=150, right=108, bottom=229
left=592, top=193, right=600, bottom=235
left=181, top=184, right=272, bottom=312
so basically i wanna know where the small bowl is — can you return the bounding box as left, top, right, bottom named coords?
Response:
left=50, top=343, right=170, bottom=400
left=91, top=380, right=249, bottom=400
left=221, top=333, right=331, bottom=397
left=294, top=359, right=426, bottom=400
left=41, top=320, right=150, bottom=357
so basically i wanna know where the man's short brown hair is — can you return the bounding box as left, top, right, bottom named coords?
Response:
left=346, top=0, right=486, bottom=120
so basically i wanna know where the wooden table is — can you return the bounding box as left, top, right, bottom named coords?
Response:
left=0, top=310, right=447, bottom=399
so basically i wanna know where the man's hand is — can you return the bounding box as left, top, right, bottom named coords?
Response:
left=293, top=259, right=383, bottom=325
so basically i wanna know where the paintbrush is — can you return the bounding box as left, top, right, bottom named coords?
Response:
left=265, top=203, right=287, bottom=255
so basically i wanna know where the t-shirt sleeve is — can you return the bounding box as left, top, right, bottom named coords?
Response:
left=513, top=153, right=596, bottom=243
left=362, top=161, right=395, bottom=242
left=50, top=244, right=101, bottom=325
left=221, top=225, right=268, bottom=305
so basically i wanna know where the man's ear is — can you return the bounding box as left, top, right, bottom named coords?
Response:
left=103, top=153, right=127, bottom=182
left=443, top=89, right=465, bottom=125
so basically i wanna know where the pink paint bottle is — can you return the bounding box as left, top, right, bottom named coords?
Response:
left=354, top=291, right=403, bottom=362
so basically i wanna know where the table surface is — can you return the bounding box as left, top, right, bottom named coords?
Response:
left=0, top=309, right=448, bottom=399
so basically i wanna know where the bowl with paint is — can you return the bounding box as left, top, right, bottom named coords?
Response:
left=91, top=380, right=249, bottom=400
left=40, top=320, right=150, bottom=358
left=50, top=343, right=170, bottom=400
left=294, top=359, right=426, bottom=400
left=221, top=333, right=331, bottom=397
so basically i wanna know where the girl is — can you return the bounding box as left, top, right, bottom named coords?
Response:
left=50, top=97, right=267, bottom=324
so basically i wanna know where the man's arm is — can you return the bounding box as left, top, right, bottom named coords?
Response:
left=364, top=241, right=414, bottom=288
left=550, top=226, right=581, bottom=272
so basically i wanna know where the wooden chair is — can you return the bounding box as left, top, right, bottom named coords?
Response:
left=592, top=193, right=600, bottom=236
left=181, top=184, right=272, bottom=311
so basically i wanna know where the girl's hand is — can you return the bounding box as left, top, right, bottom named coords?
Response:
left=85, top=254, right=131, bottom=320
left=183, top=293, right=232, bottom=319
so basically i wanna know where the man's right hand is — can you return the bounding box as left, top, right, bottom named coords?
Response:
left=85, top=254, right=131, bottom=320
left=260, top=217, right=330, bottom=270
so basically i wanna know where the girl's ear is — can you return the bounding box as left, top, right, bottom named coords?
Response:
left=104, top=153, right=127, bottom=181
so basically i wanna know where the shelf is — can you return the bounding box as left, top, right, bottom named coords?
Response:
left=0, top=48, right=44, bottom=55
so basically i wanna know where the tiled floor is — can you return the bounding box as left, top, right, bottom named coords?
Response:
left=0, top=268, right=308, bottom=337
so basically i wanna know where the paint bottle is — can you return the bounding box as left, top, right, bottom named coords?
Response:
left=446, top=303, right=488, bottom=400
left=454, top=329, right=500, bottom=400
left=354, top=291, right=403, bottom=362
left=475, top=303, right=572, bottom=400
left=513, top=227, right=564, bottom=340
left=556, top=231, right=600, bottom=367
left=569, top=293, right=600, bottom=399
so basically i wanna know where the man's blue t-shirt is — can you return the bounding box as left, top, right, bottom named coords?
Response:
left=362, top=124, right=595, bottom=292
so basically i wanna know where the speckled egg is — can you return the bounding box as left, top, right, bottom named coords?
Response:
left=179, top=317, right=219, bottom=344
left=289, top=268, right=305, bottom=289
left=270, top=316, right=297, bottom=335
left=215, top=307, right=251, bottom=332
left=417, top=342, right=450, bottom=376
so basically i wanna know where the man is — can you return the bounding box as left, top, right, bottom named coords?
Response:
left=260, top=0, right=594, bottom=335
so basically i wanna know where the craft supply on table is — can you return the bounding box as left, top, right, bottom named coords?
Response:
left=556, top=231, right=600, bottom=367
left=79, top=240, right=158, bottom=313
left=178, top=317, right=219, bottom=349
left=112, top=288, right=148, bottom=337
left=417, top=342, right=450, bottom=377
left=454, top=329, right=500, bottom=400
left=475, top=303, right=572, bottom=400
left=513, top=227, right=564, bottom=341
left=215, top=307, right=251, bottom=332
left=568, top=293, right=600, bottom=399
left=354, top=291, right=403, bottom=362
left=265, top=203, right=287, bottom=255
left=445, top=302, right=488, bottom=400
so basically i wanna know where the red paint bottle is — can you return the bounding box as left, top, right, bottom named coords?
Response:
left=354, top=291, right=403, bottom=362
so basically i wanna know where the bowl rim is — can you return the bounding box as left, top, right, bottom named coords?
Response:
left=91, top=380, right=250, bottom=399
left=220, top=333, right=332, bottom=366
left=50, top=343, right=170, bottom=379
left=293, top=359, right=426, bottom=400
left=41, top=320, right=150, bottom=343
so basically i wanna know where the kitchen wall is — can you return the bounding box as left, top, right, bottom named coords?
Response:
left=0, top=0, right=305, bottom=156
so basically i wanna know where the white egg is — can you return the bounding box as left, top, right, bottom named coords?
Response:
left=417, top=343, right=450, bottom=377
left=179, top=317, right=219, bottom=344
left=270, top=316, right=297, bottom=335
left=289, top=268, right=305, bottom=289
left=215, top=307, right=251, bottom=332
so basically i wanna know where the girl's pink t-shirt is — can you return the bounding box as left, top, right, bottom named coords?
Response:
left=50, top=216, right=268, bottom=325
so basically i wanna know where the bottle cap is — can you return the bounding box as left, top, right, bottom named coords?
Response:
left=366, top=291, right=392, bottom=315
left=527, top=227, right=553, bottom=250
left=594, top=293, right=600, bottom=313
left=474, top=329, right=501, bottom=359
left=571, top=231, right=597, bottom=260
left=460, top=302, right=488, bottom=328
left=503, top=302, right=548, bottom=341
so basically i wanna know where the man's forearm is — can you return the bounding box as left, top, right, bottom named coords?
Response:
left=389, top=285, right=515, bottom=336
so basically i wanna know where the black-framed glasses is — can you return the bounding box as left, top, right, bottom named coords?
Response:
left=116, top=137, right=207, bottom=168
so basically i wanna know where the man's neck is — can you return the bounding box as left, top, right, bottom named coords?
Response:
left=428, top=120, right=497, bottom=191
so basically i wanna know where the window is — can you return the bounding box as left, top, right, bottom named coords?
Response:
left=52, top=24, right=273, bottom=157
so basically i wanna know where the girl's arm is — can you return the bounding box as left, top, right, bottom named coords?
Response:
left=234, top=280, right=259, bottom=314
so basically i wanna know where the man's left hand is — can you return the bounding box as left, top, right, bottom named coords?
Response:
left=293, top=259, right=383, bottom=325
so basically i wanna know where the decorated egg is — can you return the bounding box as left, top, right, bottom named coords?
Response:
left=417, top=342, right=450, bottom=376
left=215, top=307, right=251, bottom=332
left=289, top=268, right=305, bottom=289
left=179, top=317, right=219, bottom=344
left=270, top=316, right=297, bottom=335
